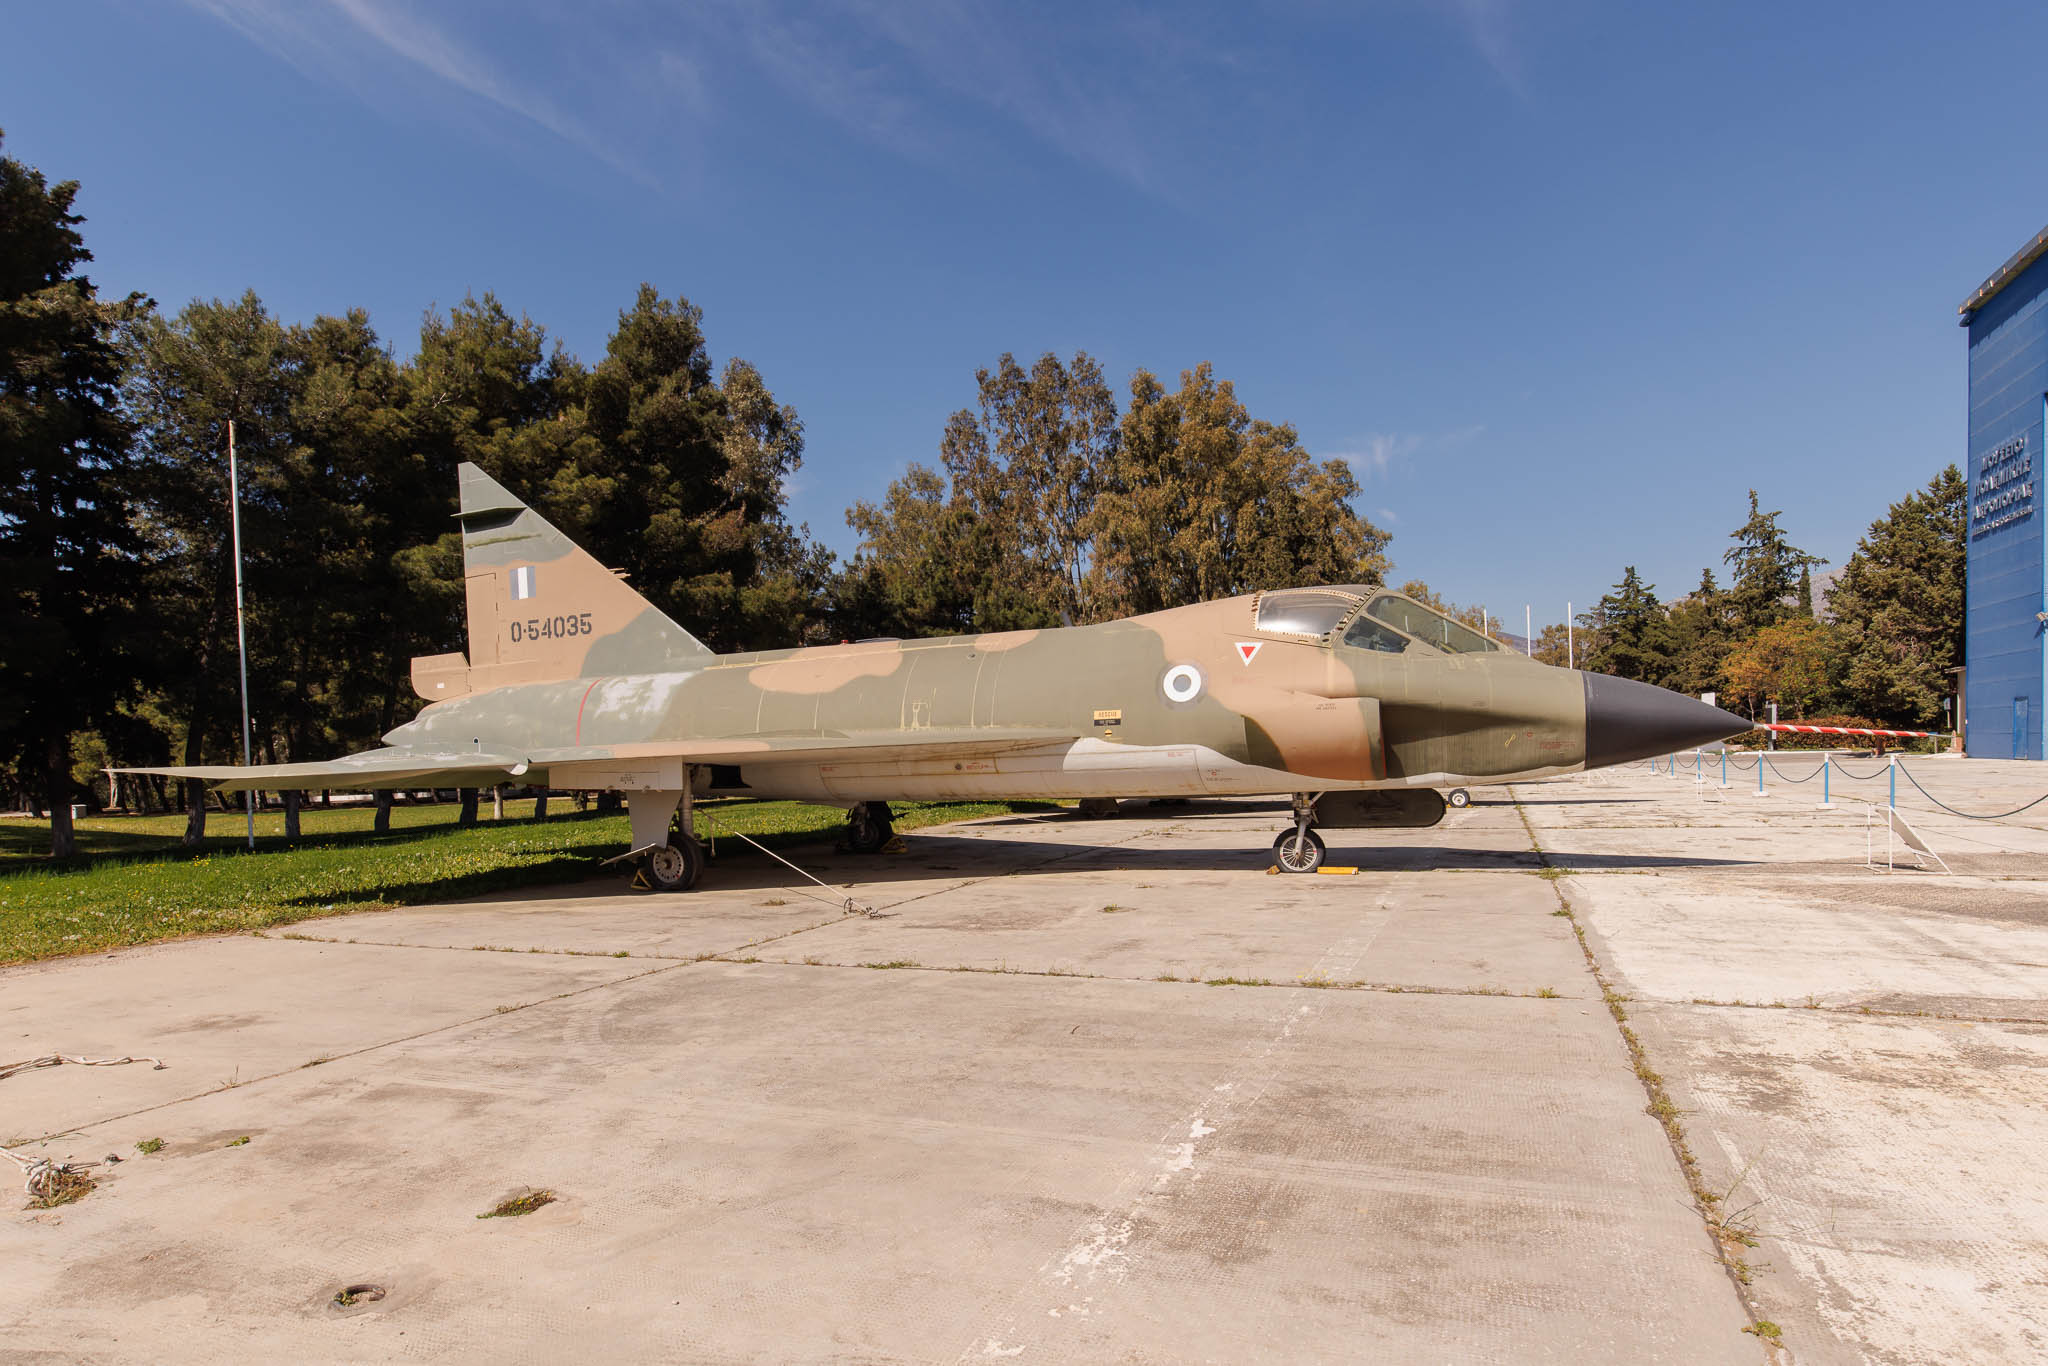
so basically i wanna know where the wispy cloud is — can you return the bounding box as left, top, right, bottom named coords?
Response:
left=183, top=2, right=1522, bottom=197
left=184, top=0, right=655, bottom=184
left=1445, top=0, right=1524, bottom=94
left=1361, top=433, right=1423, bottom=476
left=192, top=1, right=1273, bottom=199
left=1325, top=423, right=1486, bottom=478
left=699, top=0, right=1241, bottom=193
left=728, top=6, right=944, bottom=163
left=324, top=0, right=578, bottom=141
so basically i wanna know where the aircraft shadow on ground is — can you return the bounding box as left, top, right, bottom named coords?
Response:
left=1491, top=797, right=1652, bottom=807
left=382, top=830, right=1757, bottom=908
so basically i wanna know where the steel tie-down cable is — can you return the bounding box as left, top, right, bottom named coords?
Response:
left=0, top=1054, right=167, bottom=1201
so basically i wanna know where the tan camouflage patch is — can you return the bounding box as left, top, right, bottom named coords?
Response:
left=746, top=645, right=908, bottom=694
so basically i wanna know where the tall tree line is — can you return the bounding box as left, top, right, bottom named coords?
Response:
left=1558, top=473, right=1966, bottom=732
left=837, top=355, right=1392, bottom=636
left=104, top=287, right=826, bottom=834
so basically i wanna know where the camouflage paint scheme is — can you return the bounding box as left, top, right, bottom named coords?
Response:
left=127, top=464, right=1729, bottom=866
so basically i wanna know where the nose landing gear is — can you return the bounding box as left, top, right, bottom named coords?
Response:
left=1272, top=826, right=1327, bottom=873
left=1447, top=788, right=1471, bottom=808
left=1273, top=792, right=1328, bottom=874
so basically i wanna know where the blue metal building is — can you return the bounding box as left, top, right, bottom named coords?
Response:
left=1960, top=227, right=2048, bottom=758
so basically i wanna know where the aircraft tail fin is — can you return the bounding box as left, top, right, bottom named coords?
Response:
left=421, top=464, right=713, bottom=698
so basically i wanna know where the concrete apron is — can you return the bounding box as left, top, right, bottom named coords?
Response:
left=2, top=801, right=1755, bottom=1364
left=1526, top=760, right=2048, bottom=1366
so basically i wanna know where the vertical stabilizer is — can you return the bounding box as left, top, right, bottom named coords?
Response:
left=452, top=463, right=713, bottom=692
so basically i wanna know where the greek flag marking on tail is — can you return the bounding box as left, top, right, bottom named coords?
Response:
left=510, top=565, right=537, bottom=600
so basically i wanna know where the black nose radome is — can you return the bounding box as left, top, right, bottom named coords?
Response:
left=1582, top=672, right=1750, bottom=769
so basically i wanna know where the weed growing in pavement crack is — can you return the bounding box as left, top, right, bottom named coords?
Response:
left=25, top=1168, right=94, bottom=1209
left=1513, top=791, right=1781, bottom=1330
left=478, top=1189, right=556, bottom=1218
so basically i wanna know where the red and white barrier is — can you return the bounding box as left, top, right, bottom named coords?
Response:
left=1759, top=723, right=1947, bottom=739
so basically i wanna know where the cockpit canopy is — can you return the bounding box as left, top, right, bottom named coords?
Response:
left=1251, top=586, right=1503, bottom=656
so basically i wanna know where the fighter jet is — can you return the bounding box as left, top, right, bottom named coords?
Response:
left=125, top=464, right=1749, bottom=889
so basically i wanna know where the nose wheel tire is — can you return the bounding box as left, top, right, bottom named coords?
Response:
left=644, top=837, right=704, bottom=892
left=1447, top=788, right=1471, bottom=809
left=1272, top=828, right=1327, bottom=874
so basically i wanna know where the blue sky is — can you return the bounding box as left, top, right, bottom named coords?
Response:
left=6, top=1, right=2042, bottom=632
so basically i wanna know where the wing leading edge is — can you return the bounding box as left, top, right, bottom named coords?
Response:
left=117, top=728, right=1083, bottom=794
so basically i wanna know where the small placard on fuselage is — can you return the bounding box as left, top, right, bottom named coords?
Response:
left=1093, top=709, right=1123, bottom=727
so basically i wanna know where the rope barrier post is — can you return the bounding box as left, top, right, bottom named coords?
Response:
left=1757, top=750, right=1765, bottom=797
left=1817, top=752, right=1834, bottom=810
left=1720, top=750, right=1728, bottom=789
left=1889, top=754, right=1897, bottom=813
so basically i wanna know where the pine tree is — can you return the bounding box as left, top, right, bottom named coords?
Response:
left=1827, top=466, right=1966, bottom=726
left=125, top=292, right=300, bottom=843
left=1723, top=490, right=1825, bottom=635
left=0, top=133, right=148, bottom=855
left=1584, top=567, right=1674, bottom=684
left=1664, top=569, right=1735, bottom=700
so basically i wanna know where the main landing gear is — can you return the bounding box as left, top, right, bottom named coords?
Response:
left=841, top=801, right=895, bottom=855
left=622, top=779, right=707, bottom=893
left=1273, top=792, right=1327, bottom=874
left=642, top=834, right=704, bottom=892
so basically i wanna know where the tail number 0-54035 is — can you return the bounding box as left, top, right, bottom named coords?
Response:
left=510, top=612, right=593, bottom=643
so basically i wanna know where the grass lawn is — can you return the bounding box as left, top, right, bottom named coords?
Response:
left=0, top=800, right=482, bottom=867
left=0, top=798, right=1054, bottom=967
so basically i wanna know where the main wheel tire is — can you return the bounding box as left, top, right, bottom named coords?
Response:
left=845, top=802, right=894, bottom=855
left=1272, top=827, right=1326, bottom=874
left=1448, top=788, right=1471, bottom=809
left=644, top=836, right=704, bottom=892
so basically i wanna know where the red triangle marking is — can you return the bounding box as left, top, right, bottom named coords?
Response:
left=1237, top=641, right=1262, bottom=665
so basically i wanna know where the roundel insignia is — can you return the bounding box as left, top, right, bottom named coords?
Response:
left=1162, top=663, right=1204, bottom=703
left=1236, top=641, right=1262, bottom=665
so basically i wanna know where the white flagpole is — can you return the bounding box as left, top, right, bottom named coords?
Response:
left=1566, top=601, right=1575, bottom=670
left=229, top=419, right=255, bottom=851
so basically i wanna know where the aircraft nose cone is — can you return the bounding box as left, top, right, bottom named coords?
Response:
left=1582, top=672, right=1750, bottom=769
